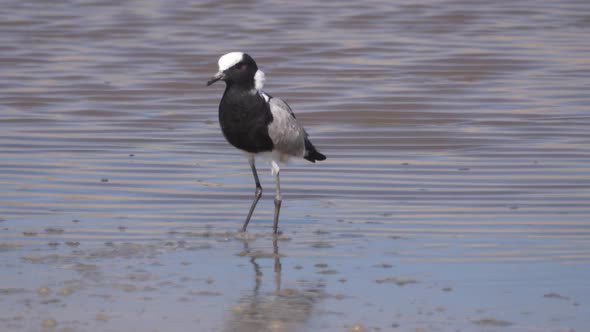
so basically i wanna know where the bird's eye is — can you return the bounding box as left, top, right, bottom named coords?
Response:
left=234, top=63, right=245, bottom=70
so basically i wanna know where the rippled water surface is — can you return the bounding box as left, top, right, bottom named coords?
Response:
left=1, top=1, right=590, bottom=331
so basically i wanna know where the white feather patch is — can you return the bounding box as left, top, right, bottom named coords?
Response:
left=254, top=70, right=265, bottom=91
left=218, top=52, right=244, bottom=72
left=270, top=159, right=281, bottom=176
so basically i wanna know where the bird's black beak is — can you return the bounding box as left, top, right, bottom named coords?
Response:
left=206, top=71, right=225, bottom=86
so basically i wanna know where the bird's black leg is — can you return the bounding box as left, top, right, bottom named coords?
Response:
left=243, top=156, right=262, bottom=232
left=271, top=161, right=282, bottom=234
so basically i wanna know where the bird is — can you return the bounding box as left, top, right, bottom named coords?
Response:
left=206, top=52, right=326, bottom=234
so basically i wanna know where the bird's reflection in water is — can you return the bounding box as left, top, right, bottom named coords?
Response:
left=224, top=238, right=324, bottom=332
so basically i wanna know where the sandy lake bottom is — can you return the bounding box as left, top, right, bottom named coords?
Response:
left=1, top=1, right=590, bottom=331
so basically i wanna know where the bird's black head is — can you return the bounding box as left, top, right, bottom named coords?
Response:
left=207, top=52, right=259, bottom=89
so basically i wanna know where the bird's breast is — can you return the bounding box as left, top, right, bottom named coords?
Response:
left=218, top=95, right=274, bottom=153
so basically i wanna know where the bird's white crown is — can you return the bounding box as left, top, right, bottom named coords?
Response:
left=218, top=52, right=244, bottom=72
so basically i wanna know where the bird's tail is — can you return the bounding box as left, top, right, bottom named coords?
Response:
left=303, top=138, right=326, bottom=163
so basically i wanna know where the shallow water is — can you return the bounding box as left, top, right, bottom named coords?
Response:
left=1, top=0, right=590, bottom=331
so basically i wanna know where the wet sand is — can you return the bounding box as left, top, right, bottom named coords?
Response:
left=1, top=0, right=590, bottom=331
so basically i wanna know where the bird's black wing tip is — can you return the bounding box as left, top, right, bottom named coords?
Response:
left=304, top=151, right=326, bottom=163
left=303, top=138, right=326, bottom=163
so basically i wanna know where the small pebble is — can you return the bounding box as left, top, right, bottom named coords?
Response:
left=269, top=321, right=285, bottom=330
left=96, top=313, right=109, bottom=321
left=349, top=324, right=367, bottom=332
left=231, top=304, right=244, bottom=314
left=37, top=287, right=51, bottom=296
left=375, top=277, right=418, bottom=286
left=311, top=241, right=333, bottom=249
left=42, top=318, right=57, bottom=328
left=44, top=228, right=64, bottom=234
left=473, top=318, right=513, bottom=327
left=74, top=263, right=97, bottom=271
left=543, top=292, right=569, bottom=300
left=58, top=288, right=72, bottom=296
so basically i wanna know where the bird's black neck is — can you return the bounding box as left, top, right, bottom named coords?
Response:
left=222, top=82, right=258, bottom=102
left=224, top=78, right=256, bottom=94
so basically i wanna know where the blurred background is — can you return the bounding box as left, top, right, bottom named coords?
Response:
left=1, top=1, right=589, bottom=331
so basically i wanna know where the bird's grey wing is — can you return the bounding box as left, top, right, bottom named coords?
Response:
left=267, top=96, right=306, bottom=159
